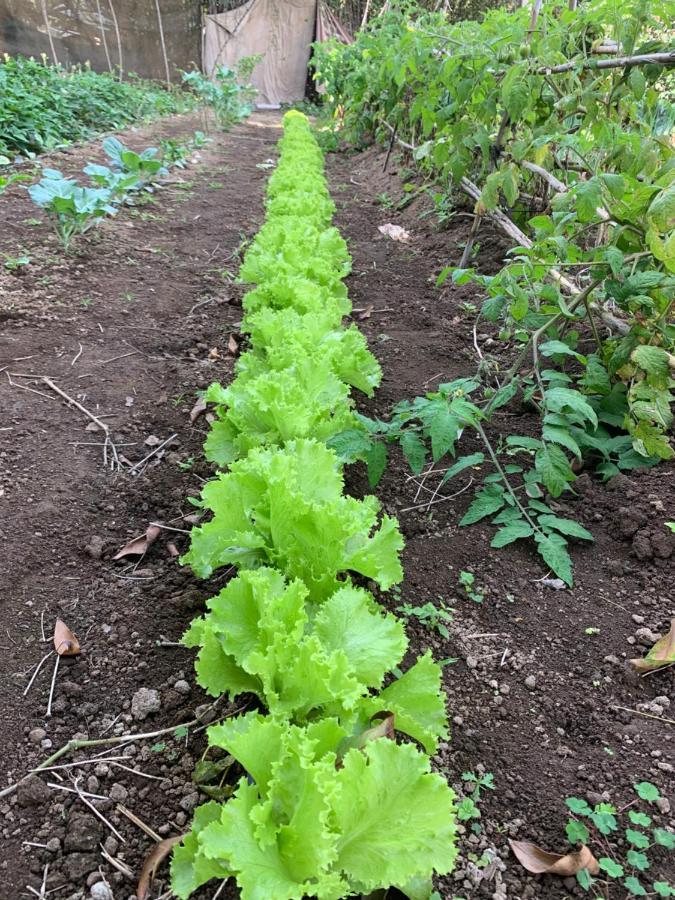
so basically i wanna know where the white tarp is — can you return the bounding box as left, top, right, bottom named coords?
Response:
left=203, top=0, right=317, bottom=106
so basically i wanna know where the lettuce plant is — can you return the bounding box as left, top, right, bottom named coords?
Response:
left=240, top=307, right=382, bottom=397
left=202, top=357, right=358, bottom=466
left=182, top=439, right=403, bottom=598
left=240, top=221, right=351, bottom=289
left=242, top=275, right=350, bottom=320
left=171, top=713, right=458, bottom=900
left=182, top=567, right=448, bottom=751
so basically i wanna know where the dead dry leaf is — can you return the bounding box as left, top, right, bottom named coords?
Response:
left=378, top=222, right=410, bottom=242
left=136, top=835, right=184, bottom=900
left=167, top=542, right=179, bottom=558
left=113, top=525, right=161, bottom=560
left=227, top=334, right=239, bottom=355
left=182, top=513, right=202, bottom=526
left=359, top=304, right=374, bottom=321
left=631, top=619, right=675, bottom=672
left=54, top=619, right=81, bottom=656
left=208, top=346, right=221, bottom=360
left=509, top=839, right=599, bottom=876
left=189, top=396, right=207, bottom=424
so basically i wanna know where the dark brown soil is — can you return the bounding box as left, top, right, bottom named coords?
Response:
left=328, top=145, right=675, bottom=899
left=0, top=118, right=672, bottom=900
left=0, top=111, right=279, bottom=899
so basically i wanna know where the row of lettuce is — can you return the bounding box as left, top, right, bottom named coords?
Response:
left=170, top=111, right=458, bottom=900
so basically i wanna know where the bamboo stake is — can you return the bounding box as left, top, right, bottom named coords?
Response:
left=107, top=0, right=123, bottom=80
left=95, top=0, right=113, bottom=73
left=154, top=0, right=172, bottom=86
left=534, top=51, right=675, bottom=75
left=40, top=0, right=59, bottom=66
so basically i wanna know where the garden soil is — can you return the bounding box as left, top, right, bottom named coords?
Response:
left=0, top=113, right=673, bottom=900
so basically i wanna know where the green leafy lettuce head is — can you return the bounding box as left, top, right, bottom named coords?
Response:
left=171, top=712, right=457, bottom=900
left=202, top=356, right=358, bottom=467
left=181, top=439, right=404, bottom=598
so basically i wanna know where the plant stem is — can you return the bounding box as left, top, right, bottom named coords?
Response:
left=474, top=421, right=540, bottom=532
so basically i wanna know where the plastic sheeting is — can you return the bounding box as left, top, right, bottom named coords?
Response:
left=0, top=0, right=200, bottom=82
left=204, top=0, right=319, bottom=106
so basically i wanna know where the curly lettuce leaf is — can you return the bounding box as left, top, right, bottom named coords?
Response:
left=175, top=715, right=457, bottom=900
left=184, top=570, right=407, bottom=720
left=356, top=652, right=449, bottom=754
left=182, top=440, right=404, bottom=597
left=202, top=358, right=357, bottom=466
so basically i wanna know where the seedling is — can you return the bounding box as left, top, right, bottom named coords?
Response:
left=565, top=783, right=675, bottom=895
left=376, top=191, right=396, bottom=209
left=28, top=168, right=116, bottom=251
left=397, top=599, right=454, bottom=639
left=457, top=770, right=495, bottom=833
left=2, top=253, right=30, bottom=271
left=459, top=570, right=485, bottom=603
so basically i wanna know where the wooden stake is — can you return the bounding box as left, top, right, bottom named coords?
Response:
left=40, top=0, right=59, bottom=66
left=154, top=0, right=172, bottom=86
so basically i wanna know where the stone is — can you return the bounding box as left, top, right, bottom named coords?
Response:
left=63, top=852, right=99, bottom=882
left=173, top=679, right=190, bottom=695
left=179, top=791, right=200, bottom=813
left=524, top=675, right=537, bottom=690
left=90, top=883, right=113, bottom=900
left=85, top=536, right=105, bottom=560
left=131, top=688, right=161, bottom=721
left=16, top=775, right=51, bottom=807
left=64, top=814, right=102, bottom=853
left=109, top=783, right=128, bottom=803
left=28, top=727, right=47, bottom=745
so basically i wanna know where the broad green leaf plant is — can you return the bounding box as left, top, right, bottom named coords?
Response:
left=172, top=111, right=458, bottom=899
left=315, top=0, right=675, bottom=585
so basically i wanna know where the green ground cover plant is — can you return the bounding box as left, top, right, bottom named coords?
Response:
left=565, top=783, right=674, bottom=896
left=0, top=55, right=196, bottom=160
left=315, top=0, right=675, bottom=584
left=171, top=110, right=458, bottom=900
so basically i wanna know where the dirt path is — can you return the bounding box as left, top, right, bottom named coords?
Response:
left=326, top=147, right=674, bottom=898
left=1, top=115, right=672, bottom=900
left=0, top=111, right=279, bottom=899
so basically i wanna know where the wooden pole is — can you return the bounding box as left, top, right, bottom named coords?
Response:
left=40, top=0, right=59, bottom=66
left=107, top=0, right=124, bottom=80
left=95, top=0, right=113, bottom=73
left=154, top=0, right=172, bottom=86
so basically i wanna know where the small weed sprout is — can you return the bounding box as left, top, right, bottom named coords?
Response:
left=565, top=782, right=675, bottom=896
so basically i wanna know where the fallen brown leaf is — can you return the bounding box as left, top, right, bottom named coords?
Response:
left=136, top=835, right=184, bottom=900
left=509, top=839, right=599, bottom=876
left=182, top=513, right=202, bottom=526
left=359, top=303, right=374, bottom=321
left=189, top=396, right=207, bottom=423
left=631, top=619, right=675, bottom=672
left=167, top=542, right=179, bottom=558
left=208, top=347, right=221, bottom=360
left=227, top=334, right=239, bottom=355
left=54, top=619, right=81, bottom=656
left=378, top=222, right=410, bottom=242
left=113, top=525, right=161, bottom=560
